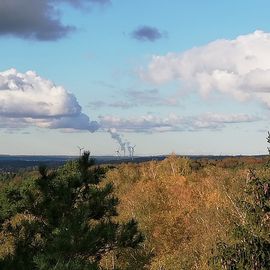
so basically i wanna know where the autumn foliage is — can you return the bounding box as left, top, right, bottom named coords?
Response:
left=102, top=155, right=253, bottom=269
left=0, top=153, right=270, bottom=269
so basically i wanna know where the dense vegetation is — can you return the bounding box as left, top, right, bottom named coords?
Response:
left=0, top=152, right=269, bottom=269
left=0, top=152, right=142, bottom=269
left=101, top=155, right=270, bottom=269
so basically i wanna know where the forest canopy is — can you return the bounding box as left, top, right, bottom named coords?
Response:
left=0, top=152, right=269, bottom=269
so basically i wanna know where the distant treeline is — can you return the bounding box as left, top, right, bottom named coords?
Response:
left=0, top=154, right=269, bottom=172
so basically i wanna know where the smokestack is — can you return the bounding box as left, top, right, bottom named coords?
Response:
left=126, top=141, right=132, bottom=157
left=108, top=128, right=126, bottom=156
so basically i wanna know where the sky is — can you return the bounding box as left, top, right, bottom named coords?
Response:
left=1, top=0, right=270, bottom=156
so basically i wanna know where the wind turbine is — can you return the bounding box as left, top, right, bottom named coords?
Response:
left=77, top=146, right=84, bottom=156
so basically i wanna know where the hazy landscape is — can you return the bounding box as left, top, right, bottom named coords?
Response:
left=1, top=0, right=270, bottom=269
left=1, top=154, right=267, bottom=172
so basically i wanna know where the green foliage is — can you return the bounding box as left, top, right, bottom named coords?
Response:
left=0, top=174, right=36, bottom=223
left=0, top=152, right=143, bottom=269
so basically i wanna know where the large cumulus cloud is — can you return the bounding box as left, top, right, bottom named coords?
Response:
left=0, top=69, right=99, bottom=132
left=0, top=0, right=110, bottom=40
left=141, top=30, right=270, bottom=108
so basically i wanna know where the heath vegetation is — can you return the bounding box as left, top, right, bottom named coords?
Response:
left=0, top=152, right=269, bottom=269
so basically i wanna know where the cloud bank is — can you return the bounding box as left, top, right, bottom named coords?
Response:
left=0, top=69, right=259, bottom=136
left=0, top=69, right=99, bottom=131
left=0, top=0, right=110, bottom=40
left=88, top=88, right=179, bottom=109
left=141, top=30, right=270, bottom=108
left=99, top=113, right=259, bottom=133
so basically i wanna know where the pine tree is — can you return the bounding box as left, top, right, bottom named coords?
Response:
left=0, top=152, right=143, bottom=269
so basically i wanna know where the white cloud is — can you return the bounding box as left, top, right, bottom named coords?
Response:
left=141, top=30, right=270, bottom=108
left=99, top=113, right=259, bottom=133
left=0, top=69, right=99, bottom=131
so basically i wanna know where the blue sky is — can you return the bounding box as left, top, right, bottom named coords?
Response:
left=0, top=0, right=270, bottom=156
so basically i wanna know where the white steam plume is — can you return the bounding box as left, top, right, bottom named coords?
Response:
left=108, top=128, right=135, bottom=157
